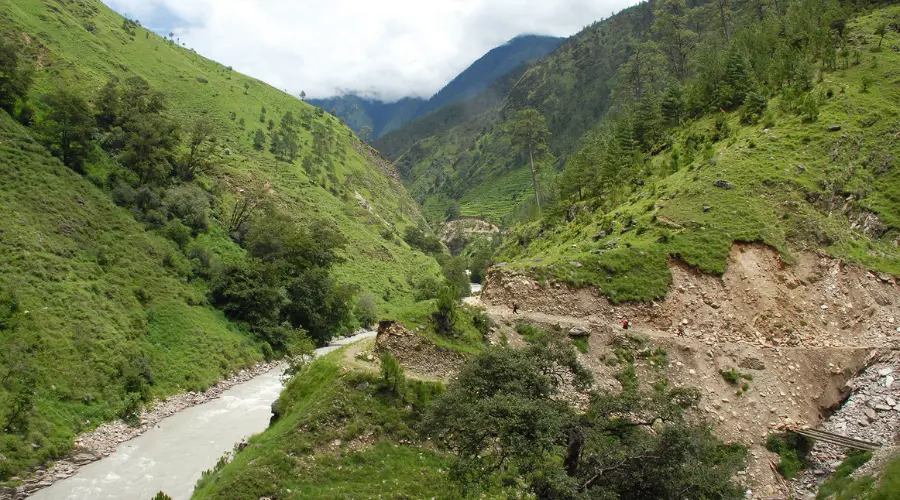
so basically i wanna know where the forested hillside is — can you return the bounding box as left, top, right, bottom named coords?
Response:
left=496, top=0, right=900, bottom=301
left=389, top=2, right=655, bottom=223
left=309, top=35, right=563, bottom=141
left=0, top=0, right=443, bottom=480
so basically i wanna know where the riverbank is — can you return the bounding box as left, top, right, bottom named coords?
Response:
left=5, top=361, right=284, bottom=499
left=7, top=330, right=377, bottom=500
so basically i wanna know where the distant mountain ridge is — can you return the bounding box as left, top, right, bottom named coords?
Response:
left=308, top=34, right=564, bottom=140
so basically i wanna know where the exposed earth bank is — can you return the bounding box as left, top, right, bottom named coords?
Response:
left=482, top=244, right=899, bottom=348
left=475, top=243, right=899, bottom=498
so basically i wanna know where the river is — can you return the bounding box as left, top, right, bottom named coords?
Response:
left=29, top=331, right=376, bottom=500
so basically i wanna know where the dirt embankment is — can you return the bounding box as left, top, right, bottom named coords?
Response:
left=475, top=243, right=899, bottom=498
left=482, top=244, right=899, bottom=349
left=374, top=320, right=464, bottom=379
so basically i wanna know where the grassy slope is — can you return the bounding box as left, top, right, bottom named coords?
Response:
left=0, top=0, right=442, bottom=479
left=0, top=0, right=441, bottom=315
left=191, top=350, right=456, bottom=500
left=0, top=112, right=261, bottom=474
left=497, top=8, right=900, bottom=302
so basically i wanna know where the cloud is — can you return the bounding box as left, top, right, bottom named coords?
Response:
left=105, top=0, right=638, bottom=101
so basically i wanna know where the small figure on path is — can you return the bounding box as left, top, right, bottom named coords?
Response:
left=512, top=301, right=519, bottom=315
left=622, top=319, right=630, bottom=330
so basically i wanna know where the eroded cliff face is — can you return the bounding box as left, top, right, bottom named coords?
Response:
left=482, top=243, right=899, bottom=349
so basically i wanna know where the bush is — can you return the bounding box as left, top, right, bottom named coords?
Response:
left=403, top=226, right=443, bottom=254
left=766, top=433, right=813, bottom=478
left=165, top=184, right=210, bottom=232
left=432, top=286, right=457, bottom=335
left=356, top=292, right=378, bottom=327
left=740, top=90, right=767, bottom=124
left=112, top=181, right=137, bottom=207
left=0, top=286, right=19, bottom=329
left=411, top=274, right=442, bottom=301
left=379, top=352, right=405, bottom=393
left=163, top=219, right=192, bottom=249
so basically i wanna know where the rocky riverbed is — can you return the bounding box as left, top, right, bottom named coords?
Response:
left=791, top=352, right=900, bottom=498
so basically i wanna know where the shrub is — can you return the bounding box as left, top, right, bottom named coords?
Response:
left=403, top=226, right=443, bottom=254
left=740, top=90, right=767, bottom=124
left=356, top=292, right=378, bottom=327
left=766, top=433, right=813, bottom=478
left=163, top=219, right=192, bottom=249
left=112, top=181, right=137, bottom=207
left=165, top=184, right=210, bottom=232
left=0, top=286, right=19, bottom=329
left=720, top=368, right=752, bottom=385
left=379, top=352, right=405, bottom=393
left=433, top=286, right=457, bottom=335
left=860, top=75, right=872, bottom=93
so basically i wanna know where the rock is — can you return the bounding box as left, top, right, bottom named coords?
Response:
left=864, top=407, right=877, bottom=421
left=355, top=382, right=369, bottom=391
left=568, top=326, right=590, bottom=337
left=878, top=368, right=893, bottom=376
left=875, top=404, right=892, bottom=412
left=739, top=357, right=766, bottom=370
left=827, top=125, right=842, bottom=132
left=886, top=397, right=896, bottom=407
left=886, top=375, right=894, bottom=388
left=682, top=319, right=689, bottom=325
left=703, top=205, right=711, bottom=212
left=713, top=180, right=735, bottom=190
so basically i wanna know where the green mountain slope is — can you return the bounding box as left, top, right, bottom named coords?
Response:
left=386, top=3, right=653, bottom=224
left=0, top=0, right=441, bottom=480
left=495, top=3, right=900, bottom=300
left=304, top=95, right=425, bottom=141
left=0, top=112, right=261, bottom=476
left=309, top=35, right=563, bottom=141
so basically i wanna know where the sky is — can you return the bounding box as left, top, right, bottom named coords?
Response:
left=104, top=0, right=638, bottom=101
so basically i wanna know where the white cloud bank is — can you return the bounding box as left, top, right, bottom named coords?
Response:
left=105, top=0, right=638, bottom=101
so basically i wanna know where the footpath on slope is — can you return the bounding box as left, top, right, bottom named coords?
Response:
left=470, top=243, right=899, bottom=499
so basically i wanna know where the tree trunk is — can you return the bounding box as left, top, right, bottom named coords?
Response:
left=564, top=427, right=585, bottom=476
left=528, top=143, right=541, bottom=212
left=718, top=0, right=730, bottom=43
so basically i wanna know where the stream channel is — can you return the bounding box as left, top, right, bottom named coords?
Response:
left=29, top=331, right=377, bottom=500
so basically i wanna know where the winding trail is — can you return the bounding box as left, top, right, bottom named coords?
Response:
left=25, top=331, right=376, bottom=500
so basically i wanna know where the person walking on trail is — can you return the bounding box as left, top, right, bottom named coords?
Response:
left=622, top=319, right=630, bottom=330
left=512, top=301, right=519, bottom=315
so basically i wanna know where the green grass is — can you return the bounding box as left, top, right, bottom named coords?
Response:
left=816, top=450, right=873, bottom=500
left=814, top=452, right=900, bottom=500
left=0, top=0, right=445, bottom=481
left=0, top=0, right=443, bottom=317
left=390, top=300, right=488, bottom=355
left=571, top=336, right=589, bottom=353
left=0, top=112, right=261, bottom=478
left=191, top=350, right=457, bottom=500
left=496, top=7, right=900, bottom=301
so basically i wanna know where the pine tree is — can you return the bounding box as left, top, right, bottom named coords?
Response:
left=507, top=109, right=551, bottom=212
